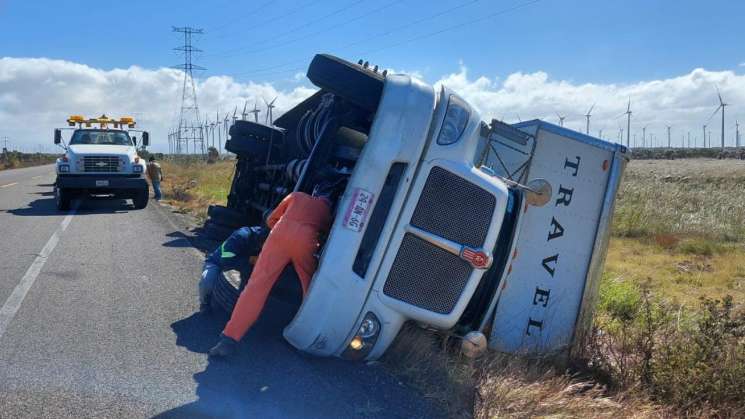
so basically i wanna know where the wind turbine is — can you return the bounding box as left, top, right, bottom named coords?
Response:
left=249, top=101, right=261, bottom=122
left=624, top=99, right=631, bottom=147
left=555, top=112, right=566, bottom=127
left=584, top=103, right=595, bottom=135
left=264, top=97, right=277, bottom=125
left=232, top=106, right=238, bottom=123
left=702, top=125, right=707, bottom=148
left=711, top=86, right=728, bottom=150
left=736, top=120, right=740, bottom=148
left=642, top=125, right=647, bottom=148
left=241, top=101, right=249, bottom=120
left=666, top=125, right=672, bottom=148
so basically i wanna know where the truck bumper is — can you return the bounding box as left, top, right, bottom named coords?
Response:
left=56, top=174, right=148, bottom=190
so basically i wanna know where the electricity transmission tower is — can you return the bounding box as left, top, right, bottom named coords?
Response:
left=172, top=26, right=205, bottom=155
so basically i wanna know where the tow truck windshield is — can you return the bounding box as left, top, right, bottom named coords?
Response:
left=69, top=130, right=132, bottom=146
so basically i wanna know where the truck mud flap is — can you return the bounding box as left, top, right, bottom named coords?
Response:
left=484, top=120, right=628, bottom=355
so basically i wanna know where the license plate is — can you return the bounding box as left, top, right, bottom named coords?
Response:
left=342, top=188, right=375, bottom=232
left=95, top=180, right=109, bottom=187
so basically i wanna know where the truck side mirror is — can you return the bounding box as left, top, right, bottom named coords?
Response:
left=54, top=129, right=62, bottom=144
left=142, top=132, right=150, bottom=147
left=132, top=136, right=137, bottom=146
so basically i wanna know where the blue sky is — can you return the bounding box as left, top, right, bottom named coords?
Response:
left=2, top=0, right=743, bottom=86
left=1, top=0, right=744, bottom=152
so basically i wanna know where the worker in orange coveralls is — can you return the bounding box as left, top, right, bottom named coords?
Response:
left=209, top=181, right=341, bottom=357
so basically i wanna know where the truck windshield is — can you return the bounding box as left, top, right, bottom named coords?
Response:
left=70, top=130, right=132, bottom=146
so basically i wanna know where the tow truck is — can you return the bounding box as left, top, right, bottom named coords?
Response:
left=53, top=115, right=150, bottom=210
left=206, top=54, right=628, bottom=361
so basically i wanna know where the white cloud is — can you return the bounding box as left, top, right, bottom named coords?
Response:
left=0, top=57, right=315, bottom=152
left=1, top=57, right=743, bottom=152
left=435, top=65, right=745, bottom=146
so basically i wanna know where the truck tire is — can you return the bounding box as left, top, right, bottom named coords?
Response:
left=306, top=54, right=384, bottom=113
left=55, top=186, right=71, bottom=211
left=204, top=220, right=235, bottom=241
left=207, top=205, right=247, bottom=228
left=133, top=189, right=149, bottom=209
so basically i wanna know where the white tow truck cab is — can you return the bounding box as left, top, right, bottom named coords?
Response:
left=53, top=115, right=150, bottom=210
left=216, top=54, right=628, bottom=361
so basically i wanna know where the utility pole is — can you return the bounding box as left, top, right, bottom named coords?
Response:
left=642, top=126, right=646, bottom=148
left=172, top=26, right=205, bottom=156
left=702, top=125, right=707, bottom=148
left=736, top=121, right=740, bottom=148
left=687, top=131, right=691, bottom=148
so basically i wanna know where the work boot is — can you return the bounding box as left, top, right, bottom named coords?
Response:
left=209, top=334, right=238, bottom=358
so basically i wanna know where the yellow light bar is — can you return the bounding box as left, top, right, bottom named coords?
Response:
left=67, top=115, right=85, bottom=126
left=119, top=116, right=136, bottom=128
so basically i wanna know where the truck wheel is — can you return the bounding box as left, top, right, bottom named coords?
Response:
left=55, top=187, right=71, bottom=211
left=207, top=205, right=247, bottom=228
left=204, top=220, right=235, bottom=241
left=133, top=189, right=149, bottom=209
left=306, top=54, right=385, bottom=113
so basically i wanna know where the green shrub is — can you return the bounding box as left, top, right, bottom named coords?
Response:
left=588, top=288, right=745, bottom=416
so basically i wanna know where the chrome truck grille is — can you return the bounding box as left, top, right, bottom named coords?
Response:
left=83, top=156, right=119, bottom=173
left=383, top=167, right=496, bottom=314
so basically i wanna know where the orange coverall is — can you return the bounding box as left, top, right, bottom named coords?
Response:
left=223, top=192, right=332, bottom=341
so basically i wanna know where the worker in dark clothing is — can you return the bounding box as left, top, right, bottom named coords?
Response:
left=199, top=226, right=267, bottom=313
left=209, top=181, right=341, bottom=357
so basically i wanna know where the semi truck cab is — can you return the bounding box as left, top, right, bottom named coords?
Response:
left=212, top=54, right=628, bottom=361
left=53, top=115, right=150, bottom=210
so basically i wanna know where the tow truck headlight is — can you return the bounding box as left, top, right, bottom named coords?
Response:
left=133, top=164, right=143, bottom=173
left=437, top=94, right=470, bottom=146
left=59, top=164, right=70, bottom=173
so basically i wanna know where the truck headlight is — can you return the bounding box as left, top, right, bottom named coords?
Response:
left=133, top=165, right=143, bottom=173
left=436, top=94, right=470, bottom=145
left=342, top=312, right=381, bottom=360
left=59, top=164, right=70, bottom=173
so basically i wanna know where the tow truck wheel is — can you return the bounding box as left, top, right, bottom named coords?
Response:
left=133, top=189, right=149, bottom=209
left=55, top=186, right=71, bottom=211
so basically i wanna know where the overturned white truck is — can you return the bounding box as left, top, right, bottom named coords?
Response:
left=207, top=54, right=628, bottom=360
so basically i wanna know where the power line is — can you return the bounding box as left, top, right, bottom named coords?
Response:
left=214, top=0, right=317, bottom=40
left=207, top=0, right=375, bottom=58
left=220, top=0, right=482, bottom=78
left=208, top=0, right=275, bottom=33
left=219, top=0, right=541, bottom=81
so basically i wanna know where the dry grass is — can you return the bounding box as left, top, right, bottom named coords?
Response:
left=157, top=159, right=234, bottom=220
left=384, top=325, right=665, bottom=419
left=607, top=158, right=745, bottom=307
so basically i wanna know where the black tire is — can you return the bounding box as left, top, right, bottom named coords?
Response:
left=306, top=54, right=384, bottom=113
left=212, top=270, right=242, bottom=313
left=55, top=186, right=71, bottom=211
left=204, top=219, right=235, bottom=241
left=207, top=205, right=247, bottom=228
left=133, top=189, right=149, bottom=209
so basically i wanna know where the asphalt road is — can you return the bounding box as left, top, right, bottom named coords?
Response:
left=0, top=165, right=439, bottom=419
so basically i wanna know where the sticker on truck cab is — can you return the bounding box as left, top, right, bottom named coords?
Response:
left=342, top=188, right=375, bottom=232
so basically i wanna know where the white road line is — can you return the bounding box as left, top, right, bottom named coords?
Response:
left=0, top=182, right=18, bottom=188
left=0, top=207, right=76, bottom=340
left=32, top=175, right=43, bottom=179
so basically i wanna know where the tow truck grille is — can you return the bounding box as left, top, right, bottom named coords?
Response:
left=83, top=156, right=119, bottom=173
left=383, top=167, right=496, bottom=314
